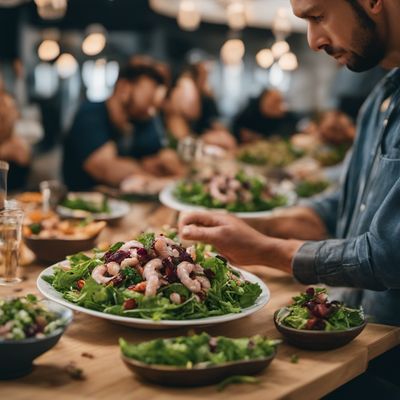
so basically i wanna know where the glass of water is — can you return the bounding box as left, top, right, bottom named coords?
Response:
left=0, top=208, right=24, bottom=285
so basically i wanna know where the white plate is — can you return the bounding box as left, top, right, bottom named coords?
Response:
left=159, top=183, right=297, bottom=219
left=57, top=192, right=130, bottom=221
left=37, top=263, right=270, bottom=330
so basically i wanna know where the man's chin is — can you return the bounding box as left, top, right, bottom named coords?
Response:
left=345, top=53, right=384, bottom=72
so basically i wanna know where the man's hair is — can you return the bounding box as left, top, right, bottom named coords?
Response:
left=118, top=64, right=166, bottom=86
left=345, top=0, right=375, bottom=29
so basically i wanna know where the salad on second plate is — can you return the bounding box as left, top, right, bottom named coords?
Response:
left=174, top=170, right=288, bottom=212
left=42, top=233, right=262, bottom=320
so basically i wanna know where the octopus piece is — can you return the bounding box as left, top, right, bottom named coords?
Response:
left=120, top=240, right=144, bottom=252
left=91, top=265, right=115, bottom=285
left=143, top=258, right=163, bottom=296
left=176, top=262, right=201, bottom=293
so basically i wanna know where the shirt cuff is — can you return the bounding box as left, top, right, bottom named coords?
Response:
left=291, top=241, right=320, bottom=284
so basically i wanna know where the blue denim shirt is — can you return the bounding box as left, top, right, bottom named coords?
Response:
left=292, top=68, right=400, bottom=326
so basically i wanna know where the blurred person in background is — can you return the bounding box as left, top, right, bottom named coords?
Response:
left=164, top=64, right=237, bottom=152
left=0, top=90, right=31, bottom=191
left=232, top=88, right=299, bottom=143
left=62, top=63, right=183, bottom=191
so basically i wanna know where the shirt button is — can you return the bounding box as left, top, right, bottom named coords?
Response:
left=360, top=203, right=366, bottom=212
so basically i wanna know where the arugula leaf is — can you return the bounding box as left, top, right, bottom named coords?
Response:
left=137, top=233, right=155, bottom=251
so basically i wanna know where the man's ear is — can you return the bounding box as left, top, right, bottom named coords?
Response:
left=360, top=0, right=383, bottom=14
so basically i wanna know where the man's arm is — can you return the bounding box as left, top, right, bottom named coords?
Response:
left=84, top=141, right=145, bottom=187
left=245, top=206, right=328, bottom=240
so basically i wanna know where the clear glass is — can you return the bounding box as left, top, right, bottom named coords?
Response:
left=0, top=209, right=24, bottom=285
left=40, top=180, right=67, bottom=213
left=0, top=160, right=9, bottom=211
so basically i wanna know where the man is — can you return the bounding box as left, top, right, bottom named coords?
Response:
left=233, top=89, right=299, bottom=143
left=180, top=0, right=400, bottom=327
left=0, top=90, right=31, bottom=191
left=63, top=64, right=178, bottom=190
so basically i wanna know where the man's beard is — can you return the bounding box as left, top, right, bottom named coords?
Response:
left=340, top=0, right=386, bottom=72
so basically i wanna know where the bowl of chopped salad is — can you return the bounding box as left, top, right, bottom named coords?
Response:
left=37, top=232, right=269, bottom=329
left=0, top=294, right=72, bottom=379
left=274, top=287, right=366, bottom=350
left=120, top=333, right=279, bottom=387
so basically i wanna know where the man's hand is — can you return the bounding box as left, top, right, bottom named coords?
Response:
left=179, top=211, right=303, bottom=273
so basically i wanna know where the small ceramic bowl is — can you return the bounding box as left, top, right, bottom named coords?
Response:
left=0, top=300, right=73, bottom=380
left=121, top=350, right=276, bottom=387
left=274, top=309, right=366, bottom=350
left=24, top=229, right=103, bottom=263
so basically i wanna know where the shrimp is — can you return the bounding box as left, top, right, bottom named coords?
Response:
left=186, top=245, right=196, bottom=261
left=143, top=258, right=163, bottom=296
left=120, top=240, right=144, bottom=252
left=209, top=176, right=237, bottom=204
left=192, top=264, right=210, bottom=290
left=177, top=262, right=201, bottom=293
left=154, top=236, right=175, bottom=259
left=170, top=293, right=182, bottom=305
left=228, top=178, right=241, bottom=191
left=91, top=265, right=115, bottom=285
left=196, top=275, right=211, bottom=290
left=121, top=257, right=139, bottom=269
left=107, top=262, right=120, bottom=276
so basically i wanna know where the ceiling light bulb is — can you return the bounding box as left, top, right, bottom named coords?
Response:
left=278, top=52, right=298, bottom=71
left=256, top=48, right=274, bottom=69
left=271, top=40, right=290, bottom=59
left=38, top=39, right=60, bottom=61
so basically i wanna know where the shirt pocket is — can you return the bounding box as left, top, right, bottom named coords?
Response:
left=363, top=153, right=400, bottom=212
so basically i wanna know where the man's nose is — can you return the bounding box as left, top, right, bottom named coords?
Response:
left=307, top=23, right=330, bottom=52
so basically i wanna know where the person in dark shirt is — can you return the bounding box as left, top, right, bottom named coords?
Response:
left=233, top=89, right=299, bottom=143
left=62, top=64, right=170, bottom=191
left=0, top=90, right=31, bottom=191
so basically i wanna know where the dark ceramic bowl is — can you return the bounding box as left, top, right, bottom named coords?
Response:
left=274, top=309, right=367, bottom=351
left=0, top=300, right=73, bottom=379
left=24, top=233, right=101, bottom=263
left=121, top=350, right=276, bottom=387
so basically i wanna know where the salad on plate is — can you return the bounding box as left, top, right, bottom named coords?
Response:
left=41, top=233, right=263, bottom=321
left=174, top=170, right=289, bottom=213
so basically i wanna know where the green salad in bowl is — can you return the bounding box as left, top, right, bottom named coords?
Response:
left=274, top=287, right=366, bottom=350
left=276, top=287, right=364, bottom=331
left=120, top=333, right=279, bottom=387
left=174, top=171, right=288, bottom=213
left=40, top=233, right=264, bottom=322
left=120, top=333, right=278, bottom=367
left=0, top=295, right=67, bottom=341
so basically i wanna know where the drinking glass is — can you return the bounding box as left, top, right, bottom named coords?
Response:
left=0, top=208, right=24, bottom=285
left=40, top=180, right=67, bottom=213
left=0, top=160, right=9, bottom=211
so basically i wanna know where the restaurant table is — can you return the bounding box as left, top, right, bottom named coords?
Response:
left=1, top=203, right=399, bottom=400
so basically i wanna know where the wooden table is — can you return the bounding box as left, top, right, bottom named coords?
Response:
left=1, top=203, right=399, bottom=400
